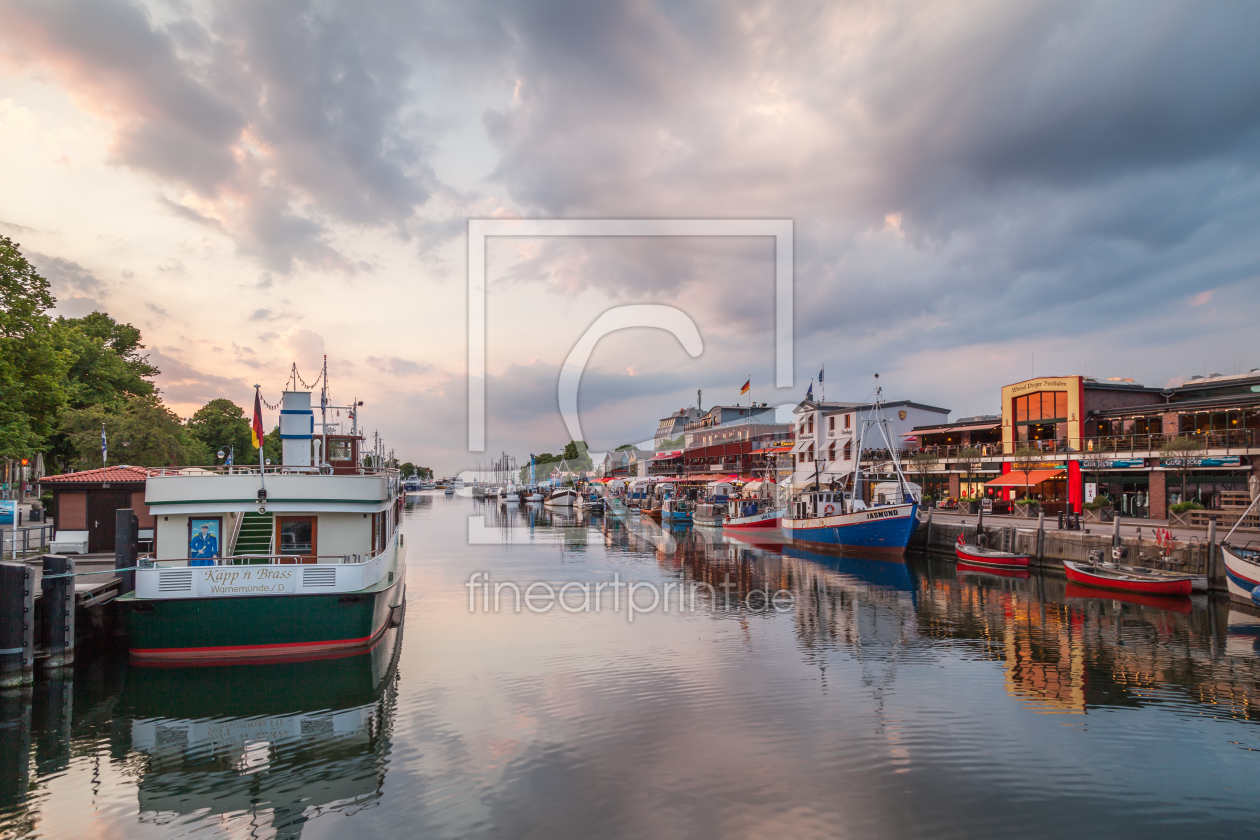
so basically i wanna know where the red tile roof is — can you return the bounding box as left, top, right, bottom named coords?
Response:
left=41, top=465, right=156, bottom=484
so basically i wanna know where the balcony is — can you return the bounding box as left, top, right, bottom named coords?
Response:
left=905, top=430, right=1257, bottom=461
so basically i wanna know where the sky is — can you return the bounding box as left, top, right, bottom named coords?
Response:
left=2, top=0, right=1258, bottom=473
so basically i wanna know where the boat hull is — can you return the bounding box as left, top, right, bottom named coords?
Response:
left=725, top=508, right=783, bottom=530
left=954, top=544, right=1030, bottom=569
left=1063, top=560, right=1193, bottom=596
left=662, top=511, right=692, bottom=523
left=1223, top=543, right=1260, bottom=604
left=957, top=561, right=1030, bottom=580
left=124, top=549, right=405, bottom=663
left=783, top=503, right=917, bottom=552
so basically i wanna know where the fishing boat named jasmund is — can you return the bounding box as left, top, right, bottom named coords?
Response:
left=783, top=380, right=919, bottom=552
left=120, top=382, right=406, bottom=662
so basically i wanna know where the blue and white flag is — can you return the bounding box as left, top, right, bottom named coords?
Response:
left=101, top=424, right=107, bottom=465
left=819, top=364, right=824, bottom=384
left=805, top=380, right=813, bottom=400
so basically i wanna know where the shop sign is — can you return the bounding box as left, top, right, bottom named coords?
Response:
left=1084, top=483, right=1097, bottom=504
left=1080, top=458, right=1144, bottom=469
left=1159, top=456, right=1241, bottom=468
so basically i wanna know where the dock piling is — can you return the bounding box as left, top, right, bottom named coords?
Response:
left=0, top=563, right=34, bottom=688
left=39, top=555, right=74, bottom=670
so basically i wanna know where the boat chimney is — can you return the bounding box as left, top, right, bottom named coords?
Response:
left=280, top=390, right=313, bottom=467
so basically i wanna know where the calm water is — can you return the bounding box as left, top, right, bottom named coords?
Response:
left=3, top=494, right=1260, bottom=839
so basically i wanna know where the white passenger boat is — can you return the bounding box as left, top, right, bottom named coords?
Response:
left=120, top=387, right=405, bottom=662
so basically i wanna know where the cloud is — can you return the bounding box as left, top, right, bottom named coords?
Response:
left=284, top=327, right=325, bottom=365
left=27, top=251, right=107, bottom=317
left=365, top=355, right=432, bottom=377
left=0, top=0, right=441, bottom=273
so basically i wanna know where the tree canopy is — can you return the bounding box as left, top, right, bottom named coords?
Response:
left=188, top=398, right=255, bottom=464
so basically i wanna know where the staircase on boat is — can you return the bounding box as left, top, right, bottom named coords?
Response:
left=232, top=511, right=274, bottom=563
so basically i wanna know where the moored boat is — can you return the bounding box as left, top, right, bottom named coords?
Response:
left=120, top=386, right=405, bottom=663
left=954, top=533, right=1030, bottom=569
left=693, top=501, right=725, bottom=528
left=957, top=560, right=1031, bottom=580
left=1063, top=559, right=1194, bottom=596
left=544, top=487, right=577, bottom=507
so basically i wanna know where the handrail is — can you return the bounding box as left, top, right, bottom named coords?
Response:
left=145, top=465, right=401, bottom=477
left=151, top=553, right=373, bottom=567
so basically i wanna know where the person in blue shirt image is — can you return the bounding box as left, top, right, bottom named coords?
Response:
left=190, top=522, right=218, bottom=566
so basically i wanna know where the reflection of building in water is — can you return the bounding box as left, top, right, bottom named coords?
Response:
left=118, top=625, right=403, bottom=839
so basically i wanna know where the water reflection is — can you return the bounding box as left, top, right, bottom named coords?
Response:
left=1, top=625, right=402, bottom=839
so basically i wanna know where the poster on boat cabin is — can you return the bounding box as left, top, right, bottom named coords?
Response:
left=188, top=517, right=221, bottom=566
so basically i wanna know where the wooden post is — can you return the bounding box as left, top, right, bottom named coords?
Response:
left=1037, top=510, right=1045, bottom=562
left=0, top=563, right=34, bottom=688
left=39, top=555, right=74, bottom=669
left=925, top=506, right=933, bottom=548
left=0, top=686, right=32, bottom=808
left=1112, top=514, right=1121, bottom=548
left=1207, top=515, right=1218, bottom=581
left=115, top=509, right=137, bottom=596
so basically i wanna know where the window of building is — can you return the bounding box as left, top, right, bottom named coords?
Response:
left=1134, top=417, right=1161, bottom=435
left=843, top=442, right=852, bottom=460
left=829, top=416, right=834, bottom=431
left=1012, top=391, right=1067, bottom=425
left=828, top=442, right=836, bottom=461
left=845, top=414, right=851, bottom=429
left=808, top=417, right=814, bottom=434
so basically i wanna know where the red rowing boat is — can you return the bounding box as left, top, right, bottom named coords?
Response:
left=954, top=533, right=1030, bottom=569
left=1062, top=560, right=1194, bottom=596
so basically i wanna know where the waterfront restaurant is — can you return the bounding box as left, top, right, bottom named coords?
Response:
left=908, top=371, right=1260, bottom=518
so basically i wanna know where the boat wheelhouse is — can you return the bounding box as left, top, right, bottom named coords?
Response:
left=120, top=389, right=405, bottom=662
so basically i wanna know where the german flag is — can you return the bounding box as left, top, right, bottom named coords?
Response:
left=739, top=379, right=750, bottom=395
left=251, top=388, right=265, bottom=449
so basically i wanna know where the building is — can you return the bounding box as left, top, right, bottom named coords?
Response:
left=680, top=404, right=788, bottom=478
left=41, top=465, right=157, bottom=553
left=653, top=408, right=703, bottom=449
left=908, top=372, right=1260, bottom=518
left=788, top=399, right=950, bottom=488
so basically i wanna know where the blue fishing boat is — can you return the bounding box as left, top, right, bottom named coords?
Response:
left=783, top=379, right=919, bottom=553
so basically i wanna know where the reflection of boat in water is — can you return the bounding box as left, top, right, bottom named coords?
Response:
left=122, top=623, right=403, bottom=838
left=1063, top=582, right=1192, bottom=613
left=1226, top=607, right=1260, bottom=657
left=782, top=546, right=914, bottom=592
left=957, top=560, right=1030, bottom=580
left=1064, top=560, right=1194, bottom=596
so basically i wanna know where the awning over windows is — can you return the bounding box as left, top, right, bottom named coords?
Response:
left=985, top=469, right=1064, bottom=487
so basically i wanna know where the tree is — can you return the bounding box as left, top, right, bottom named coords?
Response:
left=956, top=446, right=984, bottom=499
left=264, top=426, right=282, bottom=466
left=1010, top=446, right=1045, bottom=501
left=615, top=443, right=637, bottom=451
left=188, top=399, right=254, bottom=464
left=909, top=451, right=940, bottom=499
left=400, top=462, right=416, bottom=477
left=562, top=440, right=594, bottom=472
left=0, top=236, right=71, bottom=459
left=1160, top=435, right=1208, bottom=505
left=54, top=311, right=158, bottom=409
left=60, top=394, right=212, bottom=469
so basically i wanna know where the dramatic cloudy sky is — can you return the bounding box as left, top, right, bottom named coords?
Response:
left=2, top=0, right=1258, bottom=472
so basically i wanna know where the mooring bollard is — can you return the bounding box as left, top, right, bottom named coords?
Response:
left=39, top=555, right=74, bottom=670
left=0, top=563, right=35, bottom=688
left=1112, top=514, right=1121, bottom=547
left=115, top=509, right=138, bottom=596
left=1037, top=511, right=1045, bottom=561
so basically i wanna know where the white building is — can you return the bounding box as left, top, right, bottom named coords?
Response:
left=789, top=399, right=949, bottom=487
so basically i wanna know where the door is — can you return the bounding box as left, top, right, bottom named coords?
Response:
left=88, top=492, right=133, bottom=553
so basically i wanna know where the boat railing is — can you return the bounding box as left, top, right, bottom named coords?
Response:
left=152, top=553, right=376, bottom=567
left=147, top=465, right=401, bottom=477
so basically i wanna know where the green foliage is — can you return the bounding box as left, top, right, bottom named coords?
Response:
left=1170, top=501, right=1205, bottom=514
left=264, top=426, right=282, bottom=466
left=0, top=236, right=71, bottom=458
left=1014, top=497, right=1039, bottom=506
left=1083, top=495, right=1113, bottom=511
left=401, top=462, right=416, bottom=477
left=54, top=311, right=158, bottom=409
left=60, top=394, right=212, bottom=469
left=416, top=466, right=433, bottom=479
left=188, top=399, right=254, bottom=464
left=615, top=443, right=637, bottom=451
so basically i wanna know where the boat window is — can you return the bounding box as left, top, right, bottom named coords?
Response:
left=277, top=516, right=317, bottom=562
left=327, top=440, right=353, bottom=461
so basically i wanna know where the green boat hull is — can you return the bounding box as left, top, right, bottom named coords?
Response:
left=121, top=548, right=405, bottom=663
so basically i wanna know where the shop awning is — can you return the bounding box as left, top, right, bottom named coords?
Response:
left=904, top=422, right=999, bottom=437
left=650, top=451, right=683, bottom=461
left=985, top=469, right=1064, bottom=487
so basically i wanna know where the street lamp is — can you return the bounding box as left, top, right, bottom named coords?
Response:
left=216, top=445, right=235, bottom=467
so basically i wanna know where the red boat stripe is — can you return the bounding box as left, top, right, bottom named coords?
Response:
left=130, top=634, right=374, bottom=655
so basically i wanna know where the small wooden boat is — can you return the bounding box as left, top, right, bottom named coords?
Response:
left=954, top=533, right=1030, bottom=569
left=1063, top=560, right=1194, bottom=596
left=543, top=487, right=577, bottom=508
left=642, top=505, right=663, bottom=522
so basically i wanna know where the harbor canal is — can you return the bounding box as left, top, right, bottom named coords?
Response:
left=3, top=492, right=1259, bottom=839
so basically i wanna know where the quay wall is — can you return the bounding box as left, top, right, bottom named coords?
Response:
left=911, top=515, right=1226, bottom=591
